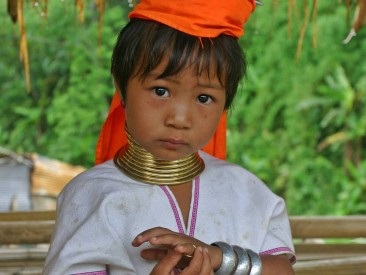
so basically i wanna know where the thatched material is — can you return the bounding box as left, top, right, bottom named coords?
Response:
left=30, top=153, right=86, bottom=198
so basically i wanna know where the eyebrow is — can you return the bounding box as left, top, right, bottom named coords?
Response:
left=197, top=82, right=224, bottom=90
left=146, top=72, right=224, bottom=90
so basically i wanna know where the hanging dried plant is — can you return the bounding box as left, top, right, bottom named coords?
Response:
left=95, top=0, right=105, bottom=52
left=75, top=0, right=85, bottom=23
left=295, top=1, right=309, bottom=61
left=7, top=0, right=18, bottom=23
left=295, top=0, right=318, bottom=62
left=312, top=0, right=318, bottom=48
left=7, top=0, right=364, bottom=92
left=343, top=0, right=366, bottom=44
left=287, top=0, right=294, bottom=38
left=17, top=0, right=31, bottom=92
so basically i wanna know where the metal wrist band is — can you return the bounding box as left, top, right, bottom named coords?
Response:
left=232, top=245, right=250, bottom=275
left=247, top=249, right=262, bottom=275
left=211, top=242, right=237, bottom=275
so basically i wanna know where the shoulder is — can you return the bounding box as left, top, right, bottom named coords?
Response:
left=57, top=160, right=140, bottom=204
left=199, top=150, right=264, bottom=184
left=198, top=151, right=281, bottom=201
left=62, top=160, right=120, bottom=189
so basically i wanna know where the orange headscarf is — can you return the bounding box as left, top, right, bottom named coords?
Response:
left=129, top=0, right=256, bottom=37
left=95, top=0, right=256, bottom=165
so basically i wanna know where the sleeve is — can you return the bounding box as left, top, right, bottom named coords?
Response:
left=43, top=178, right=136, bottom=275
left=259, top=198, right=296, bottom=265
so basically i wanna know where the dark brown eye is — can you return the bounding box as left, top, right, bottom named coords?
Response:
left=154, top=87, right=169, bottom=97
left=197, top=94, right=213, bottom=104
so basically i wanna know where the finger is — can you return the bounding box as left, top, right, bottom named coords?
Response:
left=180, top=246, right=203, bottom=274
left=173, top=243, right=200, bottom=270
left=140, top=233, right=189, bottom=251
left=181, top=247, right=214, bottom=275
left=148, top=233, right=204, bottom=250
left=140, top=248, right=167, bottom=261
left=132, top=227, right=173, bottom=247
left=199, top=247, right=214, bottom=275
left=150, top=250, right=182, bottom=275
left=187, top=246, right=203, bottom=266
left=174, top=243, right=197, bottom=258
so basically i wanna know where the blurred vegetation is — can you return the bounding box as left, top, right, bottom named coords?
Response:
left=1, top=1, right=365, bottom=215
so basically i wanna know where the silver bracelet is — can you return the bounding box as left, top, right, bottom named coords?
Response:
left=246, top=249, right=262, bottom=275
left=232, top=245, right=250, bottom=275
left=211, top=242, right=237, bottom=275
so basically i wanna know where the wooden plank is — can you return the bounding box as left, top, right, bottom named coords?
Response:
left=0, top=211, right=56, bottom=221
left=0, top=247, right=47, bottom=275
left=294, top=255, right=366, bottom=275
left=290, top=216, right=366, bottom=238
left=0, top=246, right=48, bottom=261
left=0, top=212, right=364, bottom=274
left=1, top=213, right=365, bottom=237
left=0, top=267, right=43, bottom=275
left=0, top=211, right=55, bottom=244
left=0, top=221, right=54, bottom=244
left=0, top=212, right=366, bottom=259
left=295, top=243, right=366, bottom=261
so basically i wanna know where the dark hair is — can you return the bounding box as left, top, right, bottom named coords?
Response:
left=111, top=19, right=246, bottom=110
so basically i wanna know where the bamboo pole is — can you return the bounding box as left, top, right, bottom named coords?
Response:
left=290, top=216, right=366, bottom=238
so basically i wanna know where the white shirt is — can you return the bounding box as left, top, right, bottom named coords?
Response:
left=43, top=151, right=295, bottom=275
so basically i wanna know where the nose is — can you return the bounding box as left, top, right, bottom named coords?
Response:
left=165, top=102, right=192, bottom=129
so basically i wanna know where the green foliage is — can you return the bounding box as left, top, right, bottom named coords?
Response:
left=1, top=1, right=365, bottom=215
left=0, top=1, right=128, bottom=167
left=228, top=1, right=366, bottom=215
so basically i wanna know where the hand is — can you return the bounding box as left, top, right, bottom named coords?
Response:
left=150, top=245, right=214, bottom=275
left=132, top=227, right=222, bottom=270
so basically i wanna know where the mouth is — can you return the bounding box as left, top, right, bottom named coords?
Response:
left=159, top=138, right=188, bottom=149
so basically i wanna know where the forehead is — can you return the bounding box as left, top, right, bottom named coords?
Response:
left=143, top=65, right=223, bottom=91
left=135, top=49, right=225, bottom=87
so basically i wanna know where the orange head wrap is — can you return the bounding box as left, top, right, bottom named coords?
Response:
left=95, top=0, right=256, bottom=165
left=129, top=0, right=256, bottom=38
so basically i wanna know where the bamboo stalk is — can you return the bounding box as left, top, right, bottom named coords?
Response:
left=291, top=216, right=366, bottom=238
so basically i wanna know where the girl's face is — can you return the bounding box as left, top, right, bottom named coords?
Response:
left=123, top=62, right=226, bottom=161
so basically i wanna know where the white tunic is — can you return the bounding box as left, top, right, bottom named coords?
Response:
left=43, top=151, right=295, bottom=275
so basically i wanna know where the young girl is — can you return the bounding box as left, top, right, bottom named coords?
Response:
left=43, top=0, right=296, bottom=274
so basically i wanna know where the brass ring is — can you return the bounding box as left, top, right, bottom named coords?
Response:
left=184, top=244, right=197, bottom=258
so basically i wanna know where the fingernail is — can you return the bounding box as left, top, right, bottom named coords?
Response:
left=132, top=235, right=142, bottom=243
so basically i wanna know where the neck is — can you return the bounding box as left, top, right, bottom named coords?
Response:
left=114, top=130, right=205, bottom=185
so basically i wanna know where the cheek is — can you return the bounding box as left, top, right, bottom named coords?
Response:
left=124, top=100, right=143, bottom=132
left=125, top=100, right=159, bottom=137
left=198, top=110, right=223, bottom=136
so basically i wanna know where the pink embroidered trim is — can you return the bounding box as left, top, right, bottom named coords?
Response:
left=289, top=255, right=297, bottom=264
left=189, top=177, right=200, bottom=236
left=72, top=271, right=107, bottom=275
left=161, top=186, right=185, bottom=233
left=260, top=247, right=296, bottom=264
left=161, top=179, right=200, bottom=275
left=160, top=177, right=199, bottom=236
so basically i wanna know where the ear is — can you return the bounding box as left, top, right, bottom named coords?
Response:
left=114, top=81, right=125, bottom=107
